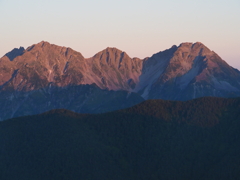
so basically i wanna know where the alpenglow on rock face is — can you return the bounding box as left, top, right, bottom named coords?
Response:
left=0, top=41, right=240, bottom=120
left=0, top=42, right=143, bottom=91
left=137, top=42, right=240, bottom=100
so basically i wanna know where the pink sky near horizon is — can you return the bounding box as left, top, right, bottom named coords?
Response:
left=0, top=0, right=239, bottom=69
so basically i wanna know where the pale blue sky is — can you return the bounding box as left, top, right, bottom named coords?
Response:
left=0, top=0, right=240, bottom=69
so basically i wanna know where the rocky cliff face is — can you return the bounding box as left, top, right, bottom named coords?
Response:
left=85, top=47, right=142, bottom=90
left=0, top=41, right=142, bottom=91
left=0, top=41, right=240, bottom=120
left=141, top=42, right=240, bottom=100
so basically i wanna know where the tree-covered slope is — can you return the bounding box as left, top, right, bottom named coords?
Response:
left=0, top=97, right=240, bottom=180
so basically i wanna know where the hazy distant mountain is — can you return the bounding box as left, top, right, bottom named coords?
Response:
left=1, top=97, right=240, bottom=179
left=0, top=41, right=240, bottom=120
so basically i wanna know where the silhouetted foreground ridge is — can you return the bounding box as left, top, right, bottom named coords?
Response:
left=0, top=97, right=240, bottom=179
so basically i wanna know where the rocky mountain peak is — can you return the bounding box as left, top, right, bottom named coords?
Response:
left=87, top=47, right=142, bottom=90
left=105, top=47, right=120, bottom=52
left=178, top=42, right=212, bottom=55
left=93, top=47, right=127, bottom=60
left=4, top=46, right=25, bottom=61
left=25, top=41, right=50, bottom=51
left=34, top=40, right=50, bottom=47
left=0, top=41, right=239, bottom=99
left=91, top=47, right=135, bottom=71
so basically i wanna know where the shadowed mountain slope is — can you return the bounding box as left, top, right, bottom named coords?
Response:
left=0, top=85, right=144, bottom=121
left=4, top=46, right=25, bottom=61
left=0, top=97, right=240, bottom=179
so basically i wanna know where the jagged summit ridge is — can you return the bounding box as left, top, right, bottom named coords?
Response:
left=145, top=42, right=240, bottom=100
left=0, top=41, right=240, bottom=97
left=0, top=41, right=143, bottom=91
left=0, top=41, right=240, bottom=120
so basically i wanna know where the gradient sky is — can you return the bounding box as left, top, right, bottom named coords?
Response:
left=1, top=0, right=240, bottom=69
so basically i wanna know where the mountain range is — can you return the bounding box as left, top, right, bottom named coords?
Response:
left=1, top=97, right=240, bottom=179
left=0, top=41, right=240, bottom=120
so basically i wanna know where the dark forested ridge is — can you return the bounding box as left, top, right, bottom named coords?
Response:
left=0, top=97, right=240, bottom=180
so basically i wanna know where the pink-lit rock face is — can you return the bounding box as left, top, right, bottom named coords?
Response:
left=84, top=47, right=142, bottom=90
left=1, top=41, right=240, bottom=99
left=0, top=41, right=143, bottom=91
